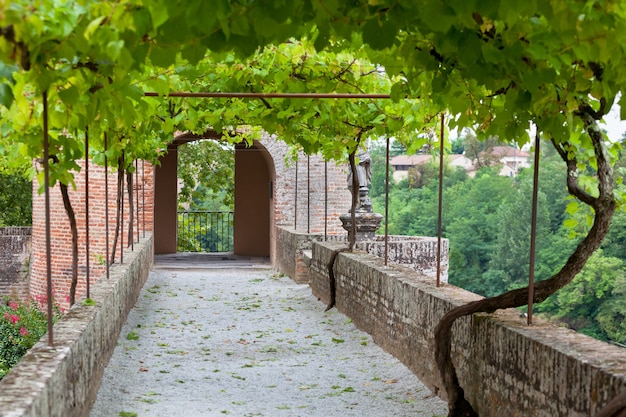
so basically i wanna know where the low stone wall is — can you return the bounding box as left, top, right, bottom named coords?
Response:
left=356, top=235, right=449, bottom=282
left=0, top=235, right=153, bottom=417
left=274, top=226, right=322, bottom=283
left=306, top=241, right=626, bottom=417
left=274, top=226, right=449, bottom=284
left=0, top=227, right=32, bottom=300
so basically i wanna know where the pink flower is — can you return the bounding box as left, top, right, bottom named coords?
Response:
left=9, top=302, right=18, bottom=311
left=3, top=312, right=10, bottom=321
left=9, top=314, right=19, bottom=324
left=19, top=327, right=28, bottom=336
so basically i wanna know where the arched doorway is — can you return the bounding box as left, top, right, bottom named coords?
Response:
left=153, top=134, right=273, bottom=259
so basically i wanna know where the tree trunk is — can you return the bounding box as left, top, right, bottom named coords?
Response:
left=126, top=167, right=134, bottom=247
left=326, top=134, right=362, bottom=311
left=60, top=183, right=79, bottom=306
left=594, top=390, right=626, bottom=417
left=434, top=108, right=616, bottom=417
left=110, top=153, right=124, bottom=264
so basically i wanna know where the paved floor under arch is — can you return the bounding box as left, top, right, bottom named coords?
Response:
left=90, top=255, right=447, bottom=417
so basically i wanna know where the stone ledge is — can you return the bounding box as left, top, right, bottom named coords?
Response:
left=0, top=235, right=154, bottom=417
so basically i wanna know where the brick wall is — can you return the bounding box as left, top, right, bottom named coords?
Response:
left=31, top=159, right=154, bottom=309
left=0, top=227, right=31, bottom=300
left=274, top=226, right=325, bottom=283
left=260, top=134, right=351, bottom=235
left=303, top=241, right=626, bottom=417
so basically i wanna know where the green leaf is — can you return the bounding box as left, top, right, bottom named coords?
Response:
left=620, top=94, right=626, bottom=121
left=0, top=83, right=14, bottom=108
left=181, top=43, right=207, bottom=65
left=150, top=45, right=178, bottom=67
left=106, top=40, right=125, bottom=61
left=0, top=62, right=17, bottom=81
left=58, top=86, right=79, bottom=107
left=149, top=1, right=169, bottom=31
left=314, top=22, right=331, bottom=51
left=390, top=82, right=405, bottom=102
left=565, top=200, right=579, bottom=215
left=84, top=16, right=106, bottom=40
left=362, top=18, right=397, bottom=50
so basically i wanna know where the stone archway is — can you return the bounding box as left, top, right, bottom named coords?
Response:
left=152, top=133, right=276, bottom=258
left=153, top=132, right=351, bottom=260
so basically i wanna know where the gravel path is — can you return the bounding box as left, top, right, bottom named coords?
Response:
left=90, top=258, right=447, bottom=417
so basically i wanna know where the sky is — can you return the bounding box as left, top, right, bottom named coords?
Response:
left=603, top=102, right=626, bottom=141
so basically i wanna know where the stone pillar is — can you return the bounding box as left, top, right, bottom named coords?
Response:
left=339, top=211, right=383, bottom=241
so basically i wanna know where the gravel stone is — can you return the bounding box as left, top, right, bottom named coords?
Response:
left=90, top=257, right=447, bottom=417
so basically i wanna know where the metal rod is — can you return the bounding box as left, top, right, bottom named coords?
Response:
left=120, top=162, right=124, bottom=265
left=142, top=160, right=146, bottom=238
left=385, top=136, right=390, bottom=266
left=130, top=164, right=134, bottom=252
left=294, top=157, right=298, bottom=230
left=436, top=114, right=445, bottom=287
left=145, top=92, right=391, bottom=99
left=85, top=126, right=90, bottom=299
left=324, top=160, right=328, bottom=241
left=307, top=155, right=310, bottom=234
left=104, top=133, right=110, bottom=279
left=136, top=160, right=140, bottom=244
left=43, top=90, right=54, bottom=346
left=528, top=131, right=541, bottom=325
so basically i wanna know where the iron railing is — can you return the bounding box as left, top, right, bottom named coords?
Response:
left=177, top=210, right=234, bottom=252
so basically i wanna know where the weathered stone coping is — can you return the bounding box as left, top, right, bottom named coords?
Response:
left=0, top=235, right=153, bottom=417
left=274, top=225, right=449, bottom=284
left=307, top=241, right=626, bottom=417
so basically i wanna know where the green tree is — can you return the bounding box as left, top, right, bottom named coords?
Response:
left=450, top=136, right=466, bottom=154
left=177, top=140, right=235, bottom=210
left=446, top=168, right=517, bottom=291
left=596, top=275, right=626, bottom=344
left=484, top=181, right=551, bottom=297
left=368, top=139, right=394, bottom=198
left=0, top=173, right=31, bottom=226
left=537, top=251, right=625, bottom=341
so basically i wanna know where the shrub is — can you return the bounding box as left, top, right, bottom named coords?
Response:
left=0, top=297, right=62, bottom=380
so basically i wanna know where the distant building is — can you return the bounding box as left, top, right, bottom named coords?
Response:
left=390, top=146, right=530, bottom=181
left=389, top=155, right=432, bottom=181
left=487, top=146, right=531, bottom=177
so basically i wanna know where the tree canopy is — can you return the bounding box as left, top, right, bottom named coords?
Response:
left=1, top=0, right=623, bottom=177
